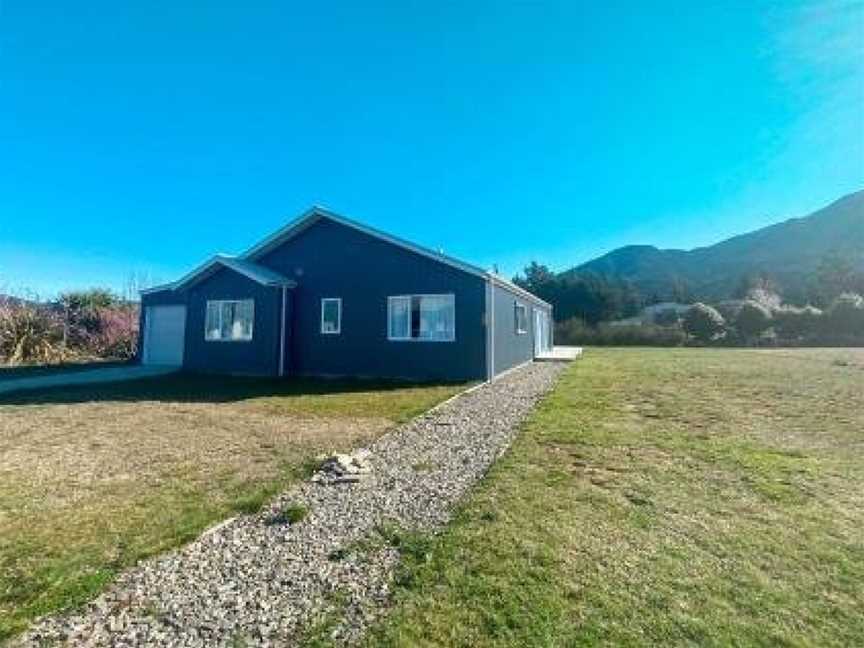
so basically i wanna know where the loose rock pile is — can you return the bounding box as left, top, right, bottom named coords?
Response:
left=311, top=449, right=373, bottom=485
left=16, top=362, right=565, bottom=647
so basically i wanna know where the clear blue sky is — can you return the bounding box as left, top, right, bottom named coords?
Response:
left=1, top=1, right=862, bottom=298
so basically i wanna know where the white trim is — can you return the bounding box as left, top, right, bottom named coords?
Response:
left=204, top=299, right=255, bottom=342
left=320, top=297, right=342, bottom=335
left=386, top=293, right=455, bottom=342
left=279, top=286, right=287, bottom=376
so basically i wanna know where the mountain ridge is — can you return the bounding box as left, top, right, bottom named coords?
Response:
left=567, top=190, right=864, bottom=301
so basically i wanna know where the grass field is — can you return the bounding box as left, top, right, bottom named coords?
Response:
left=0, top=374, right=466, bottom=640
left=364, top=348, right=864, bottom=647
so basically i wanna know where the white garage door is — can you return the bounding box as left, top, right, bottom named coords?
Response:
left=143, top=305, right=186, bottom=366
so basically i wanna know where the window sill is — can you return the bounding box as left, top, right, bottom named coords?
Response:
left=204, top=338, right=254, bottom=343
left=387, top=337, right=455, bottom=343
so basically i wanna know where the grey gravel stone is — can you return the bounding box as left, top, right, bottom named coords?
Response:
left=15, top=362, right=564, bottom=647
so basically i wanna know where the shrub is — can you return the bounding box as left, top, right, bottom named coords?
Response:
left=735, top=300, right=773, bottom=340
left=824, top=293, right=864, bottom=337
left=653, top=308, right=681, bottom=327
left=716, top=300, right=744, bottom=322
left=682, top=303, right=726, bottom=342
left=773, top=306, right=822, bottom=341
left=91, top=306, right=139, bottom=359
left=0, top=301, right=66, bottom=365
left=0, top=290, right=139, bottom=366
left=267, top=503, right=309, bottom=526
left=555, top=318, right=686, bottom=347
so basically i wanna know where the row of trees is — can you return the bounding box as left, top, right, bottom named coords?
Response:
left=514, top=254, right=864, bottom=327
left=513, top=262, right=642, bottom=324
left=554, top=293, right=864, bottom=348
left=0, top=289, right=139, bottom=365
left=680, top=293, right=864, bottom=345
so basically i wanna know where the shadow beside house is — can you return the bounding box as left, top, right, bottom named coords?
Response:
left=0, top=370, right=465, bottom=407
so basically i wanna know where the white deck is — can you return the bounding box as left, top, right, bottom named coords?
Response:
left=536, top=346, right=583, bottom=362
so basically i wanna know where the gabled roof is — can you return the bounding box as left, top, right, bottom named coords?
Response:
left=140, top=255, right=296, bottom=294
left=242, top=207, right=552, bottom=308
left=142, top=206, right=550, bottom=309
left=242, top=206, right=491, bottom=277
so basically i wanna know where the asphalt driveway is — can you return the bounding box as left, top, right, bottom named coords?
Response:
left=0, top=365, right=178, bottom=396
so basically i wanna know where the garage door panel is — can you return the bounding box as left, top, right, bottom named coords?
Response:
left=144, top=306, right=186, bottom=366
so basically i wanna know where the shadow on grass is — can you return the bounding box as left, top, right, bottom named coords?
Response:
left=0, top=359, right=131, bottom=380
left=0, top=370, right=465, bottom=407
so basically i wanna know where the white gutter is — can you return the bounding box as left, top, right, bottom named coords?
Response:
left=279, top=286, right=287, bottom=377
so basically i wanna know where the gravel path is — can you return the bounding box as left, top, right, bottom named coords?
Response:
left=17, top=362, right=565, bottom=647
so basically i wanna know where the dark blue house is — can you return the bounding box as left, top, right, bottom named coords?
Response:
left=139, top=208, right=553, bottom=382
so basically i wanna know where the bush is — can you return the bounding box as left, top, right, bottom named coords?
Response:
left=716, top=300, right=744, bottom=322
left=773, top=306, right=822, bottom=341
left=91, top=307, right=139, bottom=359
left=735, top=300, right=773, bottom=340
left=653, top=308, right=681, bottom=327
left=824, top=293, right=864, bottom=338
left=682, top=303, right=726, bottom=342
left=0, top=301, right=65, bottom=365
left=0, top=290, right=139, bottom=366
left=555, top=318, right=686, bottom=347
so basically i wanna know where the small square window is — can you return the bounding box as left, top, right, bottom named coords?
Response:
left=321, top=298, right=341, bottom=334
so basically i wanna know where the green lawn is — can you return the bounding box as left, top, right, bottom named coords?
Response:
left=364, top=348, right=864, bottom=647
left=0, top=374, right=467, bottom=641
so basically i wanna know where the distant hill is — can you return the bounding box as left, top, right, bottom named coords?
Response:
left=568, top=190, right=864, bottom=301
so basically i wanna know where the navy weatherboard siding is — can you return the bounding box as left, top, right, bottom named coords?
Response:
left=257, top=218, right=488, bottom=382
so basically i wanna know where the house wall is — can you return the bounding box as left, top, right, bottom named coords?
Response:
left=490, top=282, right=552, bottom=376
left=257, top=218, right=488, bottom=382
left=183, top=269, right=284, bottom=376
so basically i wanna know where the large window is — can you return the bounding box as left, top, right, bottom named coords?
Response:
left=205, top=300, right=254, bottom=341
left=321, top=297, right=342, bottom=334
left=388, top=294, right=455, bottom=342
left=515, top=302, right=528, bottom=334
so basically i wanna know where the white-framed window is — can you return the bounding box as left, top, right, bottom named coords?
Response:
left=205, top=299, right=254, bottom=341
left=321, top=297, right=342, bottom=334
left=515, top=302, right=528, bottom=334
left=388, top=294, right=455, bottom=342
